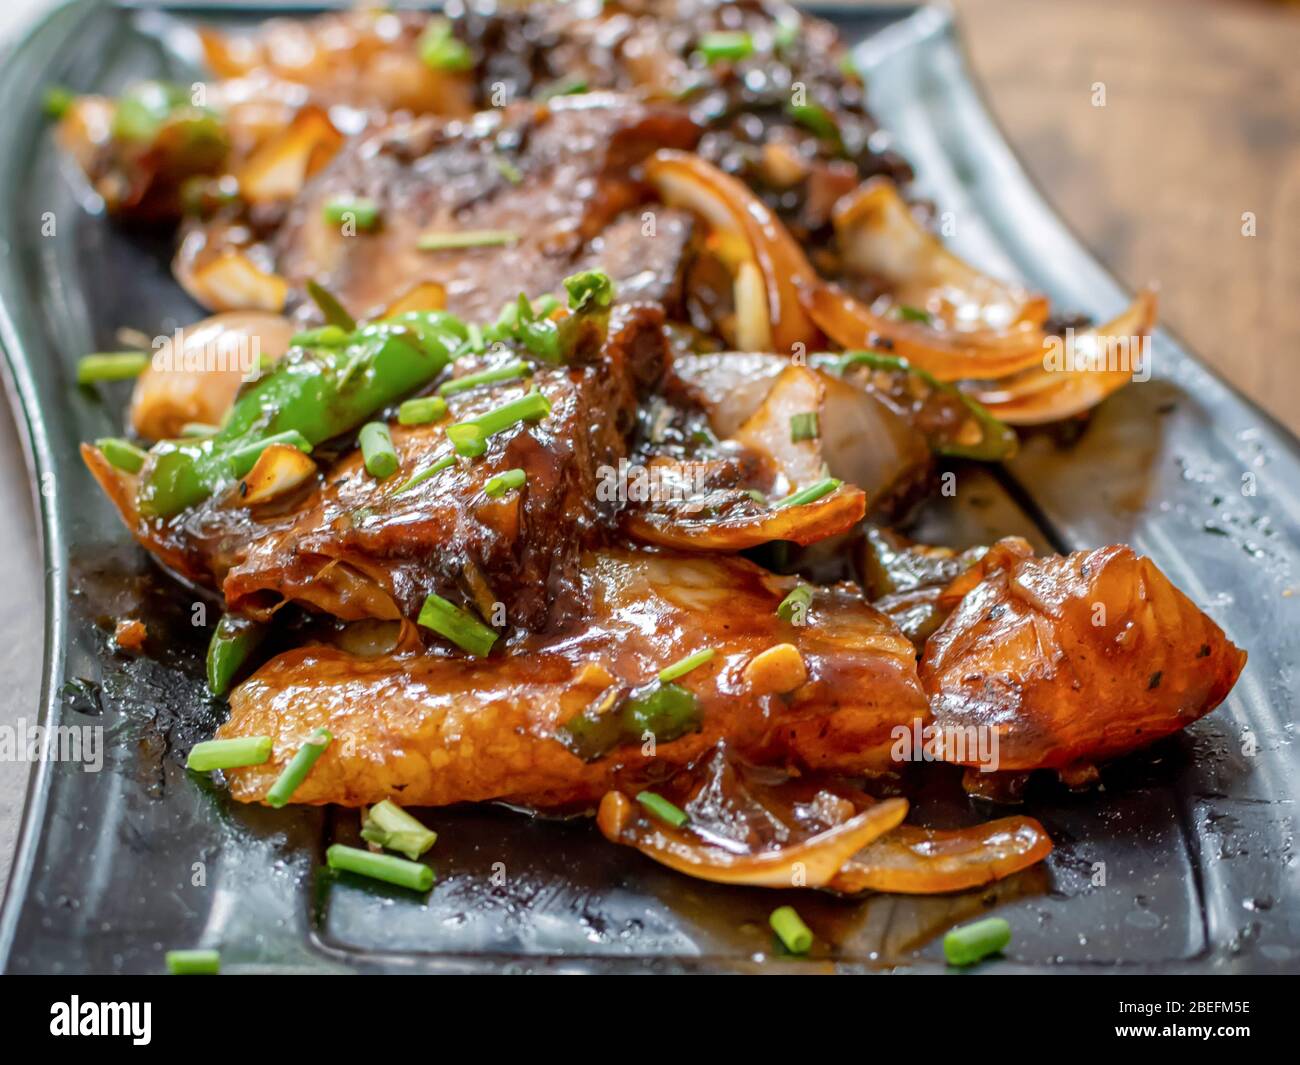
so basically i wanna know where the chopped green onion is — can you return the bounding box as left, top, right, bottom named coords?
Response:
left=417, top=16, right=473, bottom=72
left=360, top=800, right=438, bottom=861
left=447, top=390, right=551, bottom=456
left=179, top=422, right=219, bottom=438
left=206, top=615, right=267, bottom=696
left=776, top=584, right=814, bottom=624
left=540, top=77, right=589, bottom=99
left=658, top=648, right=716, bottom=683
left=770, top=905, right=813, bottom=954
left=322, top=195, right=380, bottom=231
left=417, top=229, right=517, bottom=251
left=943, top=916, right=1011, bottom=966
left=44, top=85, right=75, bottom=120
left=394, top=453, right=455, bottom=494
left=265, top=728, right=332, bottom=808
left=227, top=430, right=312, bottom=479
left=493, top=157, right=523, bottom=184
left=77, top=351, right=149, bottom=384
left=398, top=395, right=448, bottom=425
left=305, top=279, right=356, bottom=332
left=186, top=735, right=272, bottom=772
left=636, top=790, right=688, bottom=828
left=790, top=411, right=819, bottom=442
left=359, top=421, right=399, bottom=479
left=289, top=324, right=350, bottom=348
left=165, top=949, right=220, bottom=975
left=773, top=14, right=799, bottom=51
left=564, top=269, right=615, bottom=311
left=696, top=30, right=754, bottom=63
left=326, top=843, right=434, bottom=892
left=95, top=437, right=147, bottom=474
left=773, top=477, right=840, bottom=509
left=896, top=304, right=932, bottom=324
left=484, top=467, right=526, bottom=498
left=418, top=593, right=498, bottom=657
left=438, top=359, right=531, bottom=396
left=786, top=101, right=841, bottom=146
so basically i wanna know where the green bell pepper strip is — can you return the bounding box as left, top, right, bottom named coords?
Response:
left=137, top=316, right=466, bottom=518
left=827, top=350, right=1019, bottom=462
left=206, top=614, right=268, bottom=696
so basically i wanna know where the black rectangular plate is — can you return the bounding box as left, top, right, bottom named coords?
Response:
left=1, top=1, right=1297, bottom=974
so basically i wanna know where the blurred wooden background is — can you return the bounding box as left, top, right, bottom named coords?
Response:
left=954, top=0, right=1300, bottom=435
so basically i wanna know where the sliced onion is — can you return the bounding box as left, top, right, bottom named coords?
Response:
left=236, top=105, right=342, bottom=205
left=646, top=150, right=820, bottom=354
left=598, top=790, right=909, bottom=888
left=623, top=479, right=866, bottom=551
left=182, top=251, right=289, bottom=313
left=130, top=311, right=296, bottom=440
left=968, top=290, right=1158, bottom=425
left=829, top=816, right=1053, bottom=894
left=801, top=281, right=1048, bottom=382
left=383, top=281, right=448, bottom=317
left=833, top=177, right=1048, bottom=333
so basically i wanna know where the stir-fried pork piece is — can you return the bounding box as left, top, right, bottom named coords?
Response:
left=266, top=94, right=701, bottom=323
left=217, top=548, right=929, bottom=808
left=921, top=540, right=1247, bottom=782
left=225, top=304, right=664, bottom=630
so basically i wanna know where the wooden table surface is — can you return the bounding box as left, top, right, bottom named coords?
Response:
left=953, top=0, right=1300, bottom=436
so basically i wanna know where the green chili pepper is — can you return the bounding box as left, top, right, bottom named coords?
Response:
left=206, top=614, right=267, bottom=696
left=137, top=318, right=465, bottom=517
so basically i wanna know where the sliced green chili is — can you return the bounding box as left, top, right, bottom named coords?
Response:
left=206, top=614, right=267, bottom=696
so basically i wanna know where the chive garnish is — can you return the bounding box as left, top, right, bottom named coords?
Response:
left=398, top=395, right=448, bottom=425
left=943, top=916, right=1011, bottom=967
left=95, top=437, right=147, bottom=474
left=77, top=351, right=149, bottom=384
left=417, top=16, right=473, bottom=72
left=326, top=843, right=434, bottom=892
left=789, top=411, right=819, bottom=442
left=166, top=949, right=220, bottom=975
left=417, top=229, right=518, bottom=251
left=265, top=727, right=332, bottom=808
left=493, top=157, right=523, bottom=184
left=786, top=101, right=842, bottom=148
left=179, top=422, right=219, bottom=438
left=394, top=453, right=455, bottom=494
left=447, top=390, right=551, bottom=456
left=305, top=279, right=357, bottom=332
left=696, top=30, right=754, bottom=63
left=360, top=800, right=438, bottom=861
left=770, top=906, right=813, bottom=954
left=636, top=790, right=689, bottom=828
left=359, top=421, right=399, bottom=479
left=322, top=195, right=380, bottom=231
left=776, top=584, right=814, bottom=624
left=437, top=359, right=531, bottom=396
left=896, top=304, right=932, bottom=324
left=186, top=736, right=272, bottom=772
left=418, top=593, right=498, bottom=657
left=484, top=467, right=526, bottom=498
left=658, top=648, right=716, bottom=683
left=772, top=477, right=840, bottom=509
